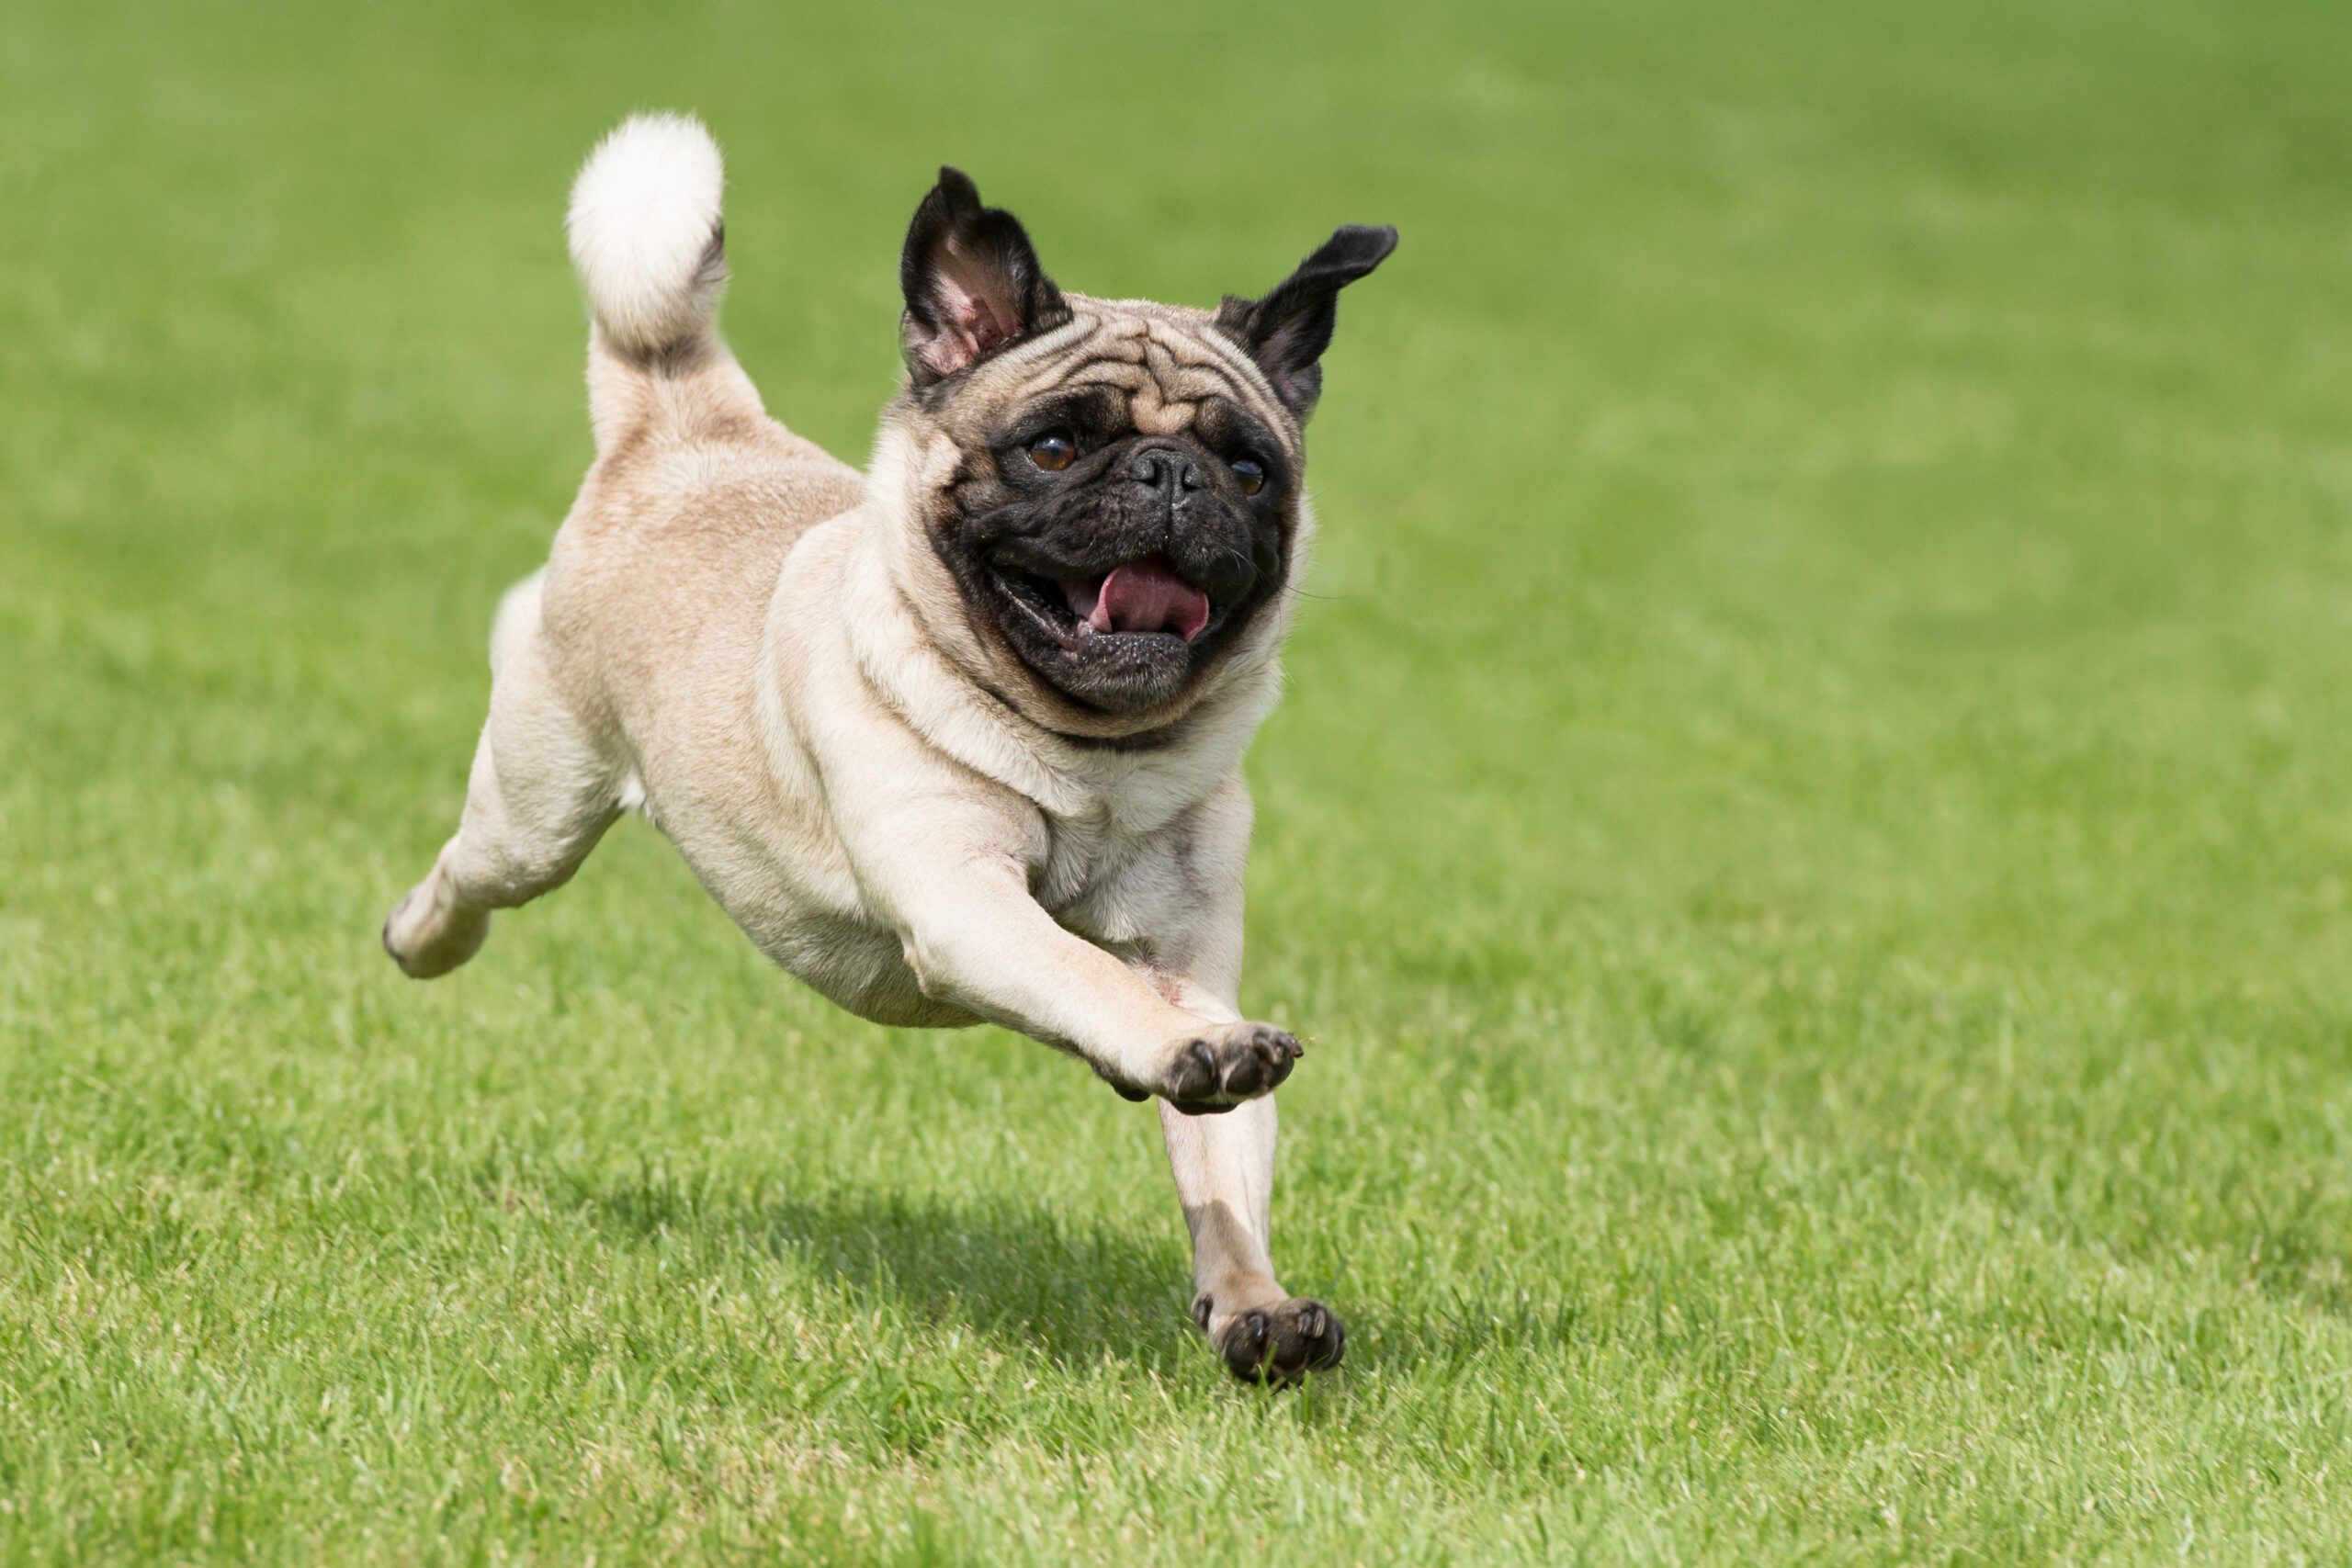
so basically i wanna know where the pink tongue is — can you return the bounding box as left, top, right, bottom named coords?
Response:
left=1069, top=557, right=1211, bottom=641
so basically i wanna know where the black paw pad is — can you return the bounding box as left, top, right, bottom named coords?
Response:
left=1224, top=1050, right=1267, bottom=1097
left=1213, top=1298, right=1347, bottom=1386
left=1171, top=1040, right=1220, bottom=1101
left=1249, top=1027, right=1302, bottom=1092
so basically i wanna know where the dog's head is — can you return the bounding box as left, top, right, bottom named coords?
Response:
left=876, top=169, right=1395, bottom=737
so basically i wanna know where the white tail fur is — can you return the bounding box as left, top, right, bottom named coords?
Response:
left=566, top=114, right=727, bottom=356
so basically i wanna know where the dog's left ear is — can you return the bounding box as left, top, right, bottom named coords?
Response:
left=1216, top=224, right=1398, bottom=419
left=899, top=167, right=1071, bottom=386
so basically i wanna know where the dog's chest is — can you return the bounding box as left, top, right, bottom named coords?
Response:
left=1032, top=802, right=1195, bottom=947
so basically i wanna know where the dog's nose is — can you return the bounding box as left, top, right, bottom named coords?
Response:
left=1129, top=448, right=1204, bottom=493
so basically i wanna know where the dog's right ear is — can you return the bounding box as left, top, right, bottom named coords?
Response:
left=899, top=168, right=1071, bottom=387
left=1216, top=224, right=1397, bottom=420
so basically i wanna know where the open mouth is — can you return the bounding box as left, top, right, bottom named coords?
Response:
left=997, top=553, right=1213, bottom=646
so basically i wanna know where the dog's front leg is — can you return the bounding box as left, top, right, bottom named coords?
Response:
left=1127, top=795, right=1346, bottom=1384
left=865, top=832, right=1302, bottom=1111
left=888, top=839, right=1340, bottom=1380
left=1160, top=1096, right=1345, bottom=1382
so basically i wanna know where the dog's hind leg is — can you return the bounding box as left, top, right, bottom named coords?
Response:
left=382, top=570, right=625, bottom=978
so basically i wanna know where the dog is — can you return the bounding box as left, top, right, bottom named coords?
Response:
left=383, top=114, right=1395, bottom=1382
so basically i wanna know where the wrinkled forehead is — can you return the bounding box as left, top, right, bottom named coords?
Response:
left=960, top=298, right=1296, bottom=448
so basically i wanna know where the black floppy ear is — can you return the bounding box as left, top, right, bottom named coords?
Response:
left=1215, top=224, right=1398, bottom=418
left=899, top=167, right=1071, bottom=386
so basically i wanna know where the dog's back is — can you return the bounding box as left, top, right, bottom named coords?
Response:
left=380, top=116, right=871, bottom=984
left=541, top=118, right=864, bottom=865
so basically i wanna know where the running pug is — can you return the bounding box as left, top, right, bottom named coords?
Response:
left=384, top=116, right=1395, bottom=1383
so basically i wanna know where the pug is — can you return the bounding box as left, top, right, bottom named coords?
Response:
left=382, top=114, right=1395, bottom=1382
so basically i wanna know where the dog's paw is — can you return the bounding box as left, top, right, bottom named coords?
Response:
left=1193, top=1292, right=1345, bottom=1385
left=381, top=882, right=490, bottom=979
left=1159, top=1021, right=1302, bottom=1114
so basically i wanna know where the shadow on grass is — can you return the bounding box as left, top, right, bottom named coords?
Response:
left=572, top=1168, right=1208, bottom=1374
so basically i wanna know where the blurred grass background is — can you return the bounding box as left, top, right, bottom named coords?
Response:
left=5, top=0, right=2352, bottom=1562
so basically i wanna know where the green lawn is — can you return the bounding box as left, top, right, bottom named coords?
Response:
left=6, top=0, right=2352, bottom=1561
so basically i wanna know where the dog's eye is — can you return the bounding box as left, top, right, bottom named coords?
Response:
left=1230, top=457, right=1266, bottom=496
left=1028, top=433, right=1076, bottom=472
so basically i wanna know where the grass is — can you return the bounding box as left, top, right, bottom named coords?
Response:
left=5, top=0, right=2352, bottom=1560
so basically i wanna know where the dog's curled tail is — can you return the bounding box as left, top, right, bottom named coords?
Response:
left=567, top=113, right=728, bottom=360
